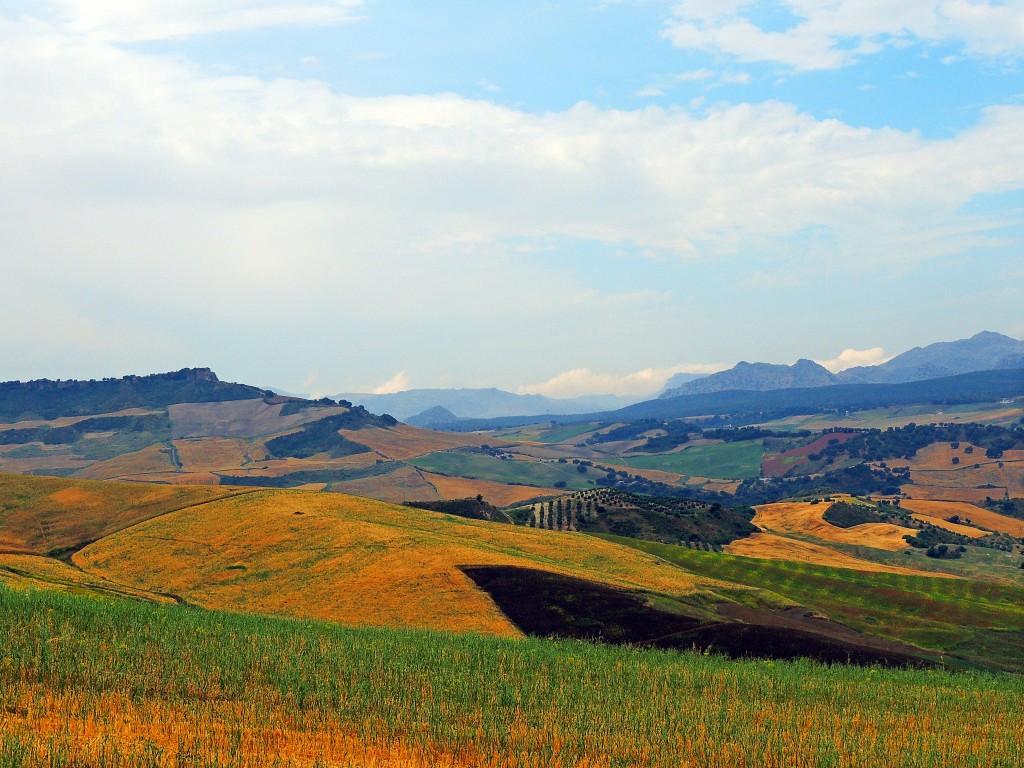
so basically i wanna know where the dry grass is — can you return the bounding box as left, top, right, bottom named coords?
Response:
left=0, top=554, right=175, bottom=602
left=168, top=400, right=348, bottom=440
left=0, top=472, right=239, bottom=555
left=752, top=499, right=916, bottom=552
left=0, top=451, right=92, bottom=475
left=621, top=466, right=685, bottom=484
left=73, top=487, right=719, bottom=636
left=901, top=485, right=994, bottom=504
left=899, top=498, right=1024, bottom=538
left=724, top=533, right=948, bottom=576
left=422, top=473, right=560, bottom=506
left=173, top=437, right=250, bottom=472
left=891, top=444, right=1024, bottom=499
left=0, top=407, right=160, bottom=431
left=75, top=443, right=176, bottom=480
left=232, top=452, right=381, bottom=478
left=328, top=465, right=441, bottom=504
left=337, top=425, right=490, bottom=461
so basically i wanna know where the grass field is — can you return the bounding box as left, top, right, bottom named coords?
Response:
left=602, top=535, right=1024, bottom=672
left=3, top=584, right=1024, bottom=767
left=808, top=540, right=1024, bottom=587
left=723, top=533, right=945, bottom=577
left=409, top=451, right=594, bottom=490
left=618, top=441, right=765, bottom=480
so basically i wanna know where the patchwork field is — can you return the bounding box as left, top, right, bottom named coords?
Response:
left=899, top=498, right=1024, bottom=538
left=759, top=402, right=1024, bottom=432
left=326, top=464, right=441, bottom=503
left=750, top=499, right=917, bottom=551
left=421, top=472, right=559, bottom=506
left=74, top=442, right=177, bottom=480
left=337, top=424, right=491, bottom=460
left=168, top=399, right=348, bottom=439
left=408, top=451, right=594, bottom=491
left=619, top=441, right=765, bottom=480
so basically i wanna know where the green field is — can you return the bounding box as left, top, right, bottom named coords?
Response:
left=601, top=534, right=1024, bottom=673
left=822, top=540, right=1024, bottom=586
left=409, top=451, right=593, bottom=490
left=2, top=583, right=1023, bottom=767
left=616, top=440, right=765, bottom=479
left=534, top=422, right=602, bottom=444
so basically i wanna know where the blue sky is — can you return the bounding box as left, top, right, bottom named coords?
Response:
left=1, top=1, right=1023, bottom=397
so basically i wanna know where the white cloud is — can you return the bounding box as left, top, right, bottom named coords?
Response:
left=372, top=371, right=411, bottom=395
left=664, top=1, right=1024, bottom=71
left=45, top=0, right=365, bottom=42
left=2, top=15, right=1024, bottom=385
left=816, top=347, right=891, bottom=372
left=518, top=364, right=727, bottom=398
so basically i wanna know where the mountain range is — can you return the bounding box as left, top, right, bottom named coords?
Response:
left=332, top=388, right=639, bottom=422
left=660, top=331, right=1024, bottom=399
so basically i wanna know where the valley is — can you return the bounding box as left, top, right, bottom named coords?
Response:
left=1, top=348, right=1023, bottom=766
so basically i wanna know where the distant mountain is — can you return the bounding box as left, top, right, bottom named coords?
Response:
left=837, top=331, right=1024, bottom=384
left=433, top=368, right=1024, bottom=432
left=660, top=359, right=837, bottom=398
left=617, top=368, right=1024, bottom=422
left=334, top=388, right=642, bottom=421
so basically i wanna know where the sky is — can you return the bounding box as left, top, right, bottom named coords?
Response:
left=2, top=1, right=1023, bottom=398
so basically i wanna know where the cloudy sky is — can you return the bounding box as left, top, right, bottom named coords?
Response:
left=2, top=1, right=1023, bottom=398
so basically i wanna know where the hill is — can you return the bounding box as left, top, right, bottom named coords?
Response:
left=4, top=472, right=1023, bottom=671
left=0, top=368, right=268, bottom=421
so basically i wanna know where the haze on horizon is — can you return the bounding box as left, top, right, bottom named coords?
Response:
left=3, top=1, right=1023, bottom=398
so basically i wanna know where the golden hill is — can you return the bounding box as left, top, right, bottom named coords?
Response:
left=750, top=498, right=918, bottom=551
left=0, top=473, right=242, bottom=556
left=73, top=487, right=731, bottom=636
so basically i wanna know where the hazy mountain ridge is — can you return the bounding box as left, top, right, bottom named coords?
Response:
left=334, top=388, right=640, bottom=421
left=836, top=331, right=1024, bottom=384
left=661, top=359, right=836, bottom=398
left=659, top=331, right=1023, bottom=399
